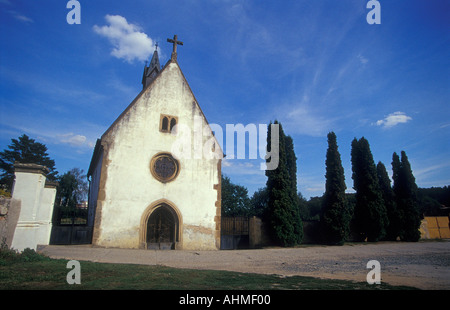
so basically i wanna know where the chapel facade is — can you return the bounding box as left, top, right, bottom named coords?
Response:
left=87, top=36, right=222, bottom=250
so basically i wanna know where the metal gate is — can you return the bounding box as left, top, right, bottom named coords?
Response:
left=49, top=205, right=92, bottom=245
left=146, top=206, right=178, bottom=250
left=50, top=225, right=93, bottom=245
left=220, top=217, right=249, bottom=250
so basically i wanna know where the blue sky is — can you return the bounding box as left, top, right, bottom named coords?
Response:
left=0, top=0, right=449, bottom=198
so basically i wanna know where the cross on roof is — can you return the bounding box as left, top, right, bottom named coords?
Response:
left=167, top=35, right=183, bottom=60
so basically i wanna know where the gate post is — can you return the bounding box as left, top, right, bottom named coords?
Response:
left=249, top=216, right=262, bottom=249
left=11, top=163, right=57, bottom=251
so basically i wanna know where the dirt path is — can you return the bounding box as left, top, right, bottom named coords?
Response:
left=39, top=240, right=450, bottom=290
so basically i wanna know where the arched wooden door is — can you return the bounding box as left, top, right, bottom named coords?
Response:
left=146, top=205, right=178, bottom=250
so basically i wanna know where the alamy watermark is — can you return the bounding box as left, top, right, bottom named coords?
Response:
left=67, top=2, right=380, bottom=26
left=66, top=0, right=81, bottom=24
left=366, top=260, right=381, bottom=284
left=366, top=0, right=381, bottom=25
left=63, top=0, right=378, bottom=168
left=66, top=260, right=81, bottom=284
left=170, top=116, right=280, bottom=171
left=65, top=259, right=382, bottom=286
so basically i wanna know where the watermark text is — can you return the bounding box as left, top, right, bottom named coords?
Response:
left=366, top=260, right=381, bottom=284
left=66, top=0, right=81, bottom=24
left=66, top=260, right=81, bottom=284
left=366, top=0, right=381, bottom=24
left=171, top=116, right=280, bottom=170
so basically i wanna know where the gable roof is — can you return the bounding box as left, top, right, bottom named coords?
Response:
left=87, top=58, right=224, bottom=176
left=87, top=139, right=103, bottom=177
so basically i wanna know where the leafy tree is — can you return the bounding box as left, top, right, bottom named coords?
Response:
left=321, top=132, right=350, bottom=245
left=56, top=168, right=88, bottom=207
left=351, top=137, right=388, bottom=242
left=249, top=187, right=269, bottom=218
left=418, top=186, right=450, bottom=216
left=0, top=134, right=58, bottom=191
left=419, top=195, right=442, bottom=217
left=54, top=168, right=88, bottom=224
left=392, top=151, right=421, bottom=241
left=265, top=121, right=302, bottom=246
left=297, top=192, right=309, bottom=220
left=305, top=196, right=323, bottom=221
left=221, top=175, right=251, bottom=217
left=377, top=161, right=399, bottom=240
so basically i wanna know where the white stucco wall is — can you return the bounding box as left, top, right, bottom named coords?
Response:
left=11, top=165, right=56, bottom=251
left=93, top=62, right=221, bottom=250
left=87, top=149, right=102, bottom=227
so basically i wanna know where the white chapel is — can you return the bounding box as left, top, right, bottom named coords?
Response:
left=87, top=35, right=223, bottom=250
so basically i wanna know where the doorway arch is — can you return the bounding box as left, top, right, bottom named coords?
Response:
left=140, top=199, right=182, bottom=250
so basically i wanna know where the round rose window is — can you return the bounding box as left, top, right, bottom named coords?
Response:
left=150, top=153, right=180, bottom=183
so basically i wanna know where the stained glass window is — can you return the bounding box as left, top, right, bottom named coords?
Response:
left=150, top=153, right=180, bottom=183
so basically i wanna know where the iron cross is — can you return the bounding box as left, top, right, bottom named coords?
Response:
left=167, top=35, right=183, bottom=54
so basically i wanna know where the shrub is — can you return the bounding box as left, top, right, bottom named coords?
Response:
left=0, top=245, right=50, bottom=264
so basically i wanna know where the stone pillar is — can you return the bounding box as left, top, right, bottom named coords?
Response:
left=249, top=216, right=262, bottom=249
left=10, top=163, right=57, bottom=251
left=0, top=196, right=21, bottom=249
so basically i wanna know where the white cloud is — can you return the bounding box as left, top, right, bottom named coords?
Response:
left=7, top=10, right=33, bottom=23
left=93, top=15, right=153, bottom=63
left=298, top=175, right=325, bottom=199
left=414, top=163, right=450, bottom=181
left=56, top=133, right=87, bottom=147
left=222, top=160, right=233, bottom=167
left=222, top=159, right=265, bottom=176
left=375, top=111, right=412, bottom=129
left=0, top=113, right=97, bottom=150
left=284, top=103, right=333, bottom=137
left=357, top=54, right=368, bottom=64
left=14, top=14, right=33, bottom=23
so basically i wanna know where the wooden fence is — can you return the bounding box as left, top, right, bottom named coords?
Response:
left=221, top=217, right=249, bottom=235
left=221, top=217, right=249, bottom=249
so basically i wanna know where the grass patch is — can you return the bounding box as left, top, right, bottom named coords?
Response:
left=0, top=248, right=417, bottom=290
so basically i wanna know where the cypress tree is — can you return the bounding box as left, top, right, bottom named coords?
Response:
left=400, top=151, right=421, bottom=241
left=392, top=151, right=421, bottom=241
left=321, top=132, right=349, bottom=245
left=351, top=137, right=388, bottom=242
left=392, top=152, right=401, bottom=195
left=285, top=135, right=303, bottom=243
left=265, top=121, right=302, bottom=246
left=376, top=161, right=399, bottom=240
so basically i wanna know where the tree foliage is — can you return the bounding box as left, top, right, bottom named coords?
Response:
left=304, top=196, right=323, bottom=221
left=351, top=137, right=388, bottom=242
left=0, top=134, right=58, bottom=191
left=377, top=161, right=399, bottom=241
left=392, top=151, right=421, bottom=241
left=54, top=168, right=88, bottom=224
left=56, top=168, right=88, bottom=208
left=321, top=132, right=350, bottom=245
left=284, top=135, right=303, bottom=242
left=418, top=186, right=450, bottom=216
left=265, top=121, right=302, bottom=246
left=221, top=174, right=251, bottom=217
left=249, top=187, right=269, bottom=218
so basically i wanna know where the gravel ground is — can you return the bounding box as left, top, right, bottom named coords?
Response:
left=39, top=240, right=450, bottom=290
